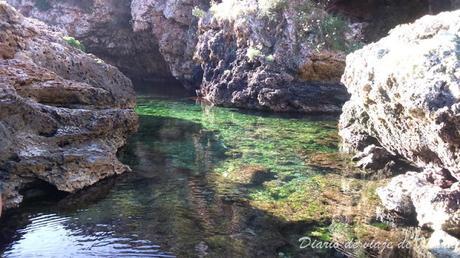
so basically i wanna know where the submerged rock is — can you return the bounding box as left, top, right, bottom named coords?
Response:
left=339, top=9, right=460, bottom=250
left=0, top=3, right=137, bottom=213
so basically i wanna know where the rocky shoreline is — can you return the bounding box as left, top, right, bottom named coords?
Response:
left=0, top=3, right=137, bottom=214
left=339, top=10, right=460, bottom=255
left=0, top=0, right=459, bottom=256
left=7, top=0, right=458, bottom=112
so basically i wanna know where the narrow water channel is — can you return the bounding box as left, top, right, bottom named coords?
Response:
left=0, top=87, right=421, bottom=257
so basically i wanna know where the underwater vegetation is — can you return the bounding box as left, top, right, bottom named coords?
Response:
left=135, top=96, right=423, bottom=255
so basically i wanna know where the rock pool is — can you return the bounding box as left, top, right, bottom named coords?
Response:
left=0, top=91, right=426, bottom=257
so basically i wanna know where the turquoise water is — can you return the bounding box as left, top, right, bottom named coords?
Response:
left=0, top=92, right=418, bottom=257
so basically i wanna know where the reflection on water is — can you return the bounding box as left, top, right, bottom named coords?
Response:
left=4, top=213, right=171, bottom=257
left=0, top=94, right=423, bottom=257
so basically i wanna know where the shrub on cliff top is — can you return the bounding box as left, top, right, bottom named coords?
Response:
left=258, top=0, right=287, bottom=17
left=208, top=0, right=363, bottom=53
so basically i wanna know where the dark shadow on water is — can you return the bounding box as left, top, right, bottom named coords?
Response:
left=134, top=79, right=195, bottom=99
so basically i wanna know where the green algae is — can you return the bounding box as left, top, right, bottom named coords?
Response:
left=134, top=97, right=374, bottom=223
left=132, top=95, right=423, bottom=256
left=136, top=96, right=340, bottom=175
left=0, top=94, right=426, bottom=258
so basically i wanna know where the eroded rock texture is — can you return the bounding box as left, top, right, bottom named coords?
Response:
left=6, top=0, right=173, bottom=83
left=7, top=0, right=208, bottom=88
left=193, top=0, right=459, bottom=113
left=194, top=0, right=351, bottom=113
left=9, top=0, right=457, bottom=107
left=0, top=3, right=137, bottom=213
left=338, top=9, right=460, bottom=249
left=131, top=0, right=209, bottom=89
left=340, top=10, right=460, bottom=177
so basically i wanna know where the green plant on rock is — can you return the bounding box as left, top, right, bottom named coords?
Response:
left=247, top=47, right=262, bottom=61
left=291, top=1, right=364, bottom=54
left=309, top=226, right=333, bottom=242
left=63, top=36, right=86, bottom=52
left=192, top=6, right=206, bottom=18
left=265, top=54, right=275, bottom=62
left=370, top=222, right=391, bottom=231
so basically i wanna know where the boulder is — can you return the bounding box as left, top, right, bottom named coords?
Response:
left=377, top=169, right=459, bottom=233
left=339, top=10, right=460, bottom=177
left=339, top=10, right=460, bottom=250
left=0, top=3, right=137, bottom=213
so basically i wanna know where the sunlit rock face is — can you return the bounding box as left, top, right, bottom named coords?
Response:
left=0, top=3, right=138, bottom=213
left=6, top=0, right=178, bottom=84
left=338, top=9, right=460, bottom=246
left=192, top=0, right=459, bottom=113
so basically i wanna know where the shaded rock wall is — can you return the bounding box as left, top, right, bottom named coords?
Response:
left=131, top=0, right=209, bottom=89
left=0, top=2, right=137, bottom=213
left=7, top=0, right=209, bottom=89
left=328, top=0, right=459, bottom=42
left=7, top=0, right=178, bottom=83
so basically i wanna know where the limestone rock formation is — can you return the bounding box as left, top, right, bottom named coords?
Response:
left=340, top=10, right=460, bottom=175
left=7, top=0, right=208, bottom=88
left=131, top=0, right=209, bottom=89
left=338, top=9, right=460, bottom=249
left=377, top=169, right=459, bottom=232
left=6, top=0, right=174, bottom=83
left=194, top=0, right=352, bottom=113
left=0, top=3, right=138, bottom=213
left=9, top=0, right=456, bottom=103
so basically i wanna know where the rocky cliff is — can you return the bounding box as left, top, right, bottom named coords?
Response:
left=193, top=0, right=457, bottom=112
left=8, top=0, right=458, bottom=113
left=0, top=2, right=137, bottom=215
left=7, top=0, right=208, bottom=89
left=194, top=0, right=352, bottom=113
left=130, top=0, right=209, bottom=89
left=338, top=10, right=460, bottom=254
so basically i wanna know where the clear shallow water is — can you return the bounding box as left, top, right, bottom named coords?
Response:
left=0, top=93, right=421, bottom=257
